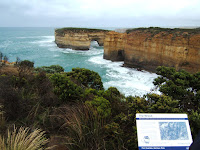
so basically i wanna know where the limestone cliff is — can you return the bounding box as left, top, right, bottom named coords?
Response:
left=104, top=28, right=200, bottom=73
left=104, top=31, right=126, bottom=61
left=55, top=28, right=108, bottom=50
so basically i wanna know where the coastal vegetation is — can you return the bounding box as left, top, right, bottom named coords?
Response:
left=126, top=27, right=200, bottom=35
left=55, top=27, right=109, bottom=36
left=0, top=54, right=200, bottom=149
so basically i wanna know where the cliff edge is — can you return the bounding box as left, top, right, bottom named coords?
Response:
left=104, top=27, right=200, bottom=73
left=55, top=28, right=109, bottom=50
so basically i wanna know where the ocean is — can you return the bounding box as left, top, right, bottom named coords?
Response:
left=0, top=27, right=159, bottom=97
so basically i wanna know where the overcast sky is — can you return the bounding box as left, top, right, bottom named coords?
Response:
left=0, top=0, right=200, bottom=28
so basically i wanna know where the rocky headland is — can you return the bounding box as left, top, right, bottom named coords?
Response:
left=55, top=28, right=109, bottom=50
left=55, top=27, right=200, bottom=73
left=104, top=27, right=200, bottom=73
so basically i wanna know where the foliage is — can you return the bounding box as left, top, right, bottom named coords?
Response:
left=55, top=27, right=109, bottom=36
left=50, top=73, right=83, bottom=103
left=0, top=75, right=21, bottom=121
left=153, top=66, right=200, bottom=112
left=57, top=105, right=106, bottom=150
left=126, top=27, right=200, bottom=35
left=18, top=60, right=34, bottom=68
left=66, top=68, right=104, bottom=90
left=0, top=126, right=49, bottom=150
left=17, top=60, right=34, bottom=78
left=126, top=96, right=148, bottom=113
left=103, top=87, right=126, bottom=117
left=103, top=87, right=122, bottom=102
left=146, top=93, right=181, bottom=113
left=15, top=57, right=20, bottom=65
left=188, top=110, right=200, bottom=138
left=0, top=52, right=3, bottom=62
left=35, top=65, right=64, bottom=73
left=86, top=96, right=111, bottom=118
left=0, top=104, right=6, bottom=133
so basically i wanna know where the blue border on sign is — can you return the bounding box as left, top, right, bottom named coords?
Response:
left=139, top=146, right=189, bottom=150
left=136, top=118, right=188, bottom=120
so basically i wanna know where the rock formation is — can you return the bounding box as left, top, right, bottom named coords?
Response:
left=104, top=27, right=200, bottom=73
left=55, top=28, right=109, bottom=50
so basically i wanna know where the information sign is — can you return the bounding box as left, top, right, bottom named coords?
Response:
left=136, top=113, right=193, bottom=150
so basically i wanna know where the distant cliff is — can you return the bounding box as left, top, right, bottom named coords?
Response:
left=55, top=28, right=109, bottom=50
left=104, top=27, right=200, bottom=73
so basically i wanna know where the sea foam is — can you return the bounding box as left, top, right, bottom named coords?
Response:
left=88, top=55, right=159, bottom=97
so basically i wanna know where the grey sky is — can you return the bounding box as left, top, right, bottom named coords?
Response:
left=0, top=0, right=200, bottom=27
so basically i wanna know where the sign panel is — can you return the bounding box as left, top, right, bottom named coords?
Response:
left=136, top=113, right=193, bottom=150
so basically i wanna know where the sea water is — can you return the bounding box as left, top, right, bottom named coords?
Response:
left=0, top=27, right=159, bottom=97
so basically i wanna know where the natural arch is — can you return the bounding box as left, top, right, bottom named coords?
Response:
left=55, top=28, right=109, bottom=50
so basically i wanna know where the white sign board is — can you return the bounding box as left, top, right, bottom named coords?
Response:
left=136, top=113, right=193, bottom=150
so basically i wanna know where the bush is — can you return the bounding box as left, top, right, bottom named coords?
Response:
left=188, top=111, right=200, bottom=138
left=0, top=75, right=21, bottom=121
left=17, top=60, right=34, bottom=78
left=146, top=93, right=181, bottom=113
left=35, top=65, right=64, bottom=73
left=67, top=68, right=104, bottom=90
left=154, top=66, right=200, bottom=112
left=86, top=96, right=111, bottom=118
left=18, top=60, right=34, bottom=68
left=50, top=73, right=83, bottom=103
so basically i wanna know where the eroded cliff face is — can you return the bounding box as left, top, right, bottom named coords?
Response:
left=55, top=28, right=108, bottom=50
left=104, top=28, right=200, bottom=73
left=103, top=31, right=126, bottom=61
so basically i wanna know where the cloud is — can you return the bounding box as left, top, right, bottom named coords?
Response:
left=0, top=0, right=200, bottom=27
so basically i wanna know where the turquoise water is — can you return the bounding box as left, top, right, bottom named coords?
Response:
left=0, top=27, right=159, bottom=96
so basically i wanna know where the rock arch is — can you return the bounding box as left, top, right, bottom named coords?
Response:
left=55, top=28, right=108, bottom=50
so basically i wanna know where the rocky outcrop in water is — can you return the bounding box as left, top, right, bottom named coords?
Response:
left=104, top=27, right=200, bottom=73
left=55, top=28, right=109, bottom=50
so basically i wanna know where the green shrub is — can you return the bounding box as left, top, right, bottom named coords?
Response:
left=86, top=96, right=111, bottom=118
left=146, top=93, right=181, bottom=113
left=126, top=96, right=148, bottom=113
left=35, top=65, right=64, bottom=73
left=188, top=111, right=200, bottom=138
left=154, top=66, right=200, bottom=112
left=17, top=60, right=34, bottom=78
left=103, top=87, right=122, bottom=102
left=66, top=68, right=104, bottom=90
left=18, top=60, right=34, bottom=68
left=50, top=73, right=83, bottom=103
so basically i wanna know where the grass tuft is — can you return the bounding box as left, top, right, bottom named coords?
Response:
left=0, top=126, right=49, bottom=150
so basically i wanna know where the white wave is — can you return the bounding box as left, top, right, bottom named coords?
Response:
left=61, top=46, right=103, bottom=56
left=53, top=54, right=60, bottom=57
left=88, top=55, right=114, bottom=65
left=0, top=40, right=13, bottom=48
left=17, top=36, right=54, bottom=39
left=89, top=55, right=159, bottom=97
left=28, top=36, right=55, bottom=47
left=90, top=41, right=100, bottom=47
left=62, top=48, right=79, bottom=54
